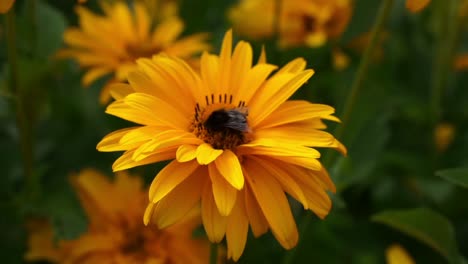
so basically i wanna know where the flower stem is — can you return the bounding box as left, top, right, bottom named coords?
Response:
left=282, top=1, right=393, bottom=264
left=27, top=0, right=38, bottom=55
left=209, top=242, right=218, bottom=264
left=430, top=0, right=459, bottom=123
left=323, top=0, right=394, bottom=167
left=6, top=9, right=36, bottom=196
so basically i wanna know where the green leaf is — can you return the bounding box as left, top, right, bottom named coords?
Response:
left=36, top=1, right=67, bottom=58
left=436, top=168, right=468, bottom=189
left=372, top=208, right=459, bottom=263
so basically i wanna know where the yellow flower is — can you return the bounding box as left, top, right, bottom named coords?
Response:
left=386, top=244, right=416, bottom=264
left=406, top=0, right=431, bottom=13
left=229, top=0, right=352, bottom=48
left=25, top=169, right=213, bottom=264
left=435, top=122, right=455, bottom=153
left=0, top=0, right=15, bottom=13
left=454, top=53, right=468, bottom=71
left=58, top=1, right=210, bottom=104
left=97, top=29, right=346, bottom=261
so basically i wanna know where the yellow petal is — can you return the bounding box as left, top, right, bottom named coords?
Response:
left=200, top=52, right=220, bottom=99
left=251, top=156, right=309, bottom=209
left=256, top=100, right=336, bottom=129
left=196, top=143, right=223, bottom=165
left=208, top=164, right=237, bottom=216
left=112, top=148, right=176, bottom=171
left=108, top=83, right=134, bottom=101
left=219, top=29, right=233, bottom=95
left=151, top=17, right=184, bottom=47
left=214, top=149, right=244, bottom=190
left=226, top=193, right=249, bottom=261
left=244, top=184, right=269, bottom=237
left=201, top=182, right=227, bottom=242
left=238, top=63, right=277, bottom=103
left=148, top=160, right=199, bottom=203
left=258, top=45, right=267, bottom=64
left=230, top=41, right=253, bottom=100
left=106, top=93, right=189, bottom=128
left=406, top=0, right=431, bottom=13
left=96, top=127, right=140, bottom=152
left=176, top=144, right=198, bottom=162
left=249, top=70, right=315, bottom=126
left=82, top=67, right=112, bottom=87
left=132, top=130, right=201, bottom=161
left=151, top=167, right=206, bottom=228
left=244, top=158, right=298, bottom=249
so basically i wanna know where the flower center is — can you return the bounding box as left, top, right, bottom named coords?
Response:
left=191, top=94, right=251, bottom=150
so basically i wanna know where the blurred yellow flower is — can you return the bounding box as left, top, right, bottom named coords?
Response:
left=386, top=244, right=415, bottom=264
left=58, top=1, right=210, bottom=104
left=435, top=122, right=455, bottom=153
left=0, top=0, right=15, bottom=13
left=140, top=0, right=179, bottom=22
left=25, top=169, right=213, bottom=264
left=229, top=0, right=352, bottom=48
left=332, top=48, right=350, bottom=70
left=406, top=0, right=431, bottom=13
left=97, top=29, right=346, bottom=261
left=454, top=53, right=468, bottom=71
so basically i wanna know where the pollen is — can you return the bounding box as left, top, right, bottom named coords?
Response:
left=190, top=93, right=251, bottom=150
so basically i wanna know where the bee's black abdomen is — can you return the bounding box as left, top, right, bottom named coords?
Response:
left=204, top=109, right=249, bottom=133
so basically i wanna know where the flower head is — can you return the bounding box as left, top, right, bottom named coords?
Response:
left=229, top=0, right=352, bottom=48
left=0, top=0, right=15, bottom=13
left=25, top=169, right=212, bottom=264
left=97, top=29, right=346, bottom=261
left=386, top=244, right=415, bottom=264
left=58, top=0, right=210, bottom=103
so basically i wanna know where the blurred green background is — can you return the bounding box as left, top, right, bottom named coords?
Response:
left=1, top=0, right=468, bottom=263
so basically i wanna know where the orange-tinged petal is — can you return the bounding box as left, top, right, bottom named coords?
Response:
left=148, top=160, right=199, bottom=203
left=406, top=0, right=431, bottom=13
left=151, top=17, right=184, bottom=47
left=256, top=100, right=336, bottom=129
left=123, top=93, right=189, bottom=128
left=208, top=164, right=238, bottom=216
left=238, top=63, right=278, bottom=103
left=144, top=202, right=156, bottom=226
left=244, top=158, right=298, bottom=249
left=82, top=67, right=112, bottom=86
left=214, top=149, right=244, bottom=190
left=96, top=127, right=140, bottom=152
left=230, top=41, right=253, bottom=100
left=201, top=182, right=227, bottom=242
left=226, top=193, right=249, bottom=261
left=132, top=130, right=201, bottom=161
left=258, top=45, right=267, bottom=64
left=276, top=58, right=307, bottom=74
left=108, top=83, right=134, bottom=101
left=244, top=184, right=269, bottom=237
left=176, top=144, right=198, bottom=162
left=112, top=148, right=176, bottom=171
left=200, top=52, right=220, bottom=98
left=196, top=143, right=223, bottom=165
left=151, top=167, right=205, bottom=228
left=249, top=70, right=315, bottom=126
left=255, top=127, right=339, bottom=148
left=219, top=29, right=233, bottom=95
left=251, top=157, right=309, bottom=209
